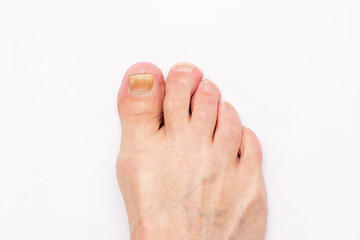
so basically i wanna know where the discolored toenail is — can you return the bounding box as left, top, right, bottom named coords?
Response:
left=129, top=73, right=154, bottom=94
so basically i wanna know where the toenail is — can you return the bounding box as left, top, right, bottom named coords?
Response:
left=220, top=101, right=235, bottom=109
left=202, top=80, right=218, bottom=92
left=175, top=62, right=195, bottom=71
left=129, top=73, right=154, bottom=94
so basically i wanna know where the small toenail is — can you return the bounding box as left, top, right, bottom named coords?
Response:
left=175, top=62, right=195, bottom=71
left=202, top=80, right=218, bottom=92
left=129, top=73, right=154, bottom=95
left=220, top=101, right=235, bottom=109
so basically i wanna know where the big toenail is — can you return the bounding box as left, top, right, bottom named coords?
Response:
left=129, top=73, right=154, bottom=94
left=176, top=62, right=195, bottom=71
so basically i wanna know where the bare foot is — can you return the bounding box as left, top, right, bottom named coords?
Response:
left=116, top=62, right=267, bottom=240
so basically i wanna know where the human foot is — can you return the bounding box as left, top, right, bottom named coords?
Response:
left=116, top=62, right=267, bottom=240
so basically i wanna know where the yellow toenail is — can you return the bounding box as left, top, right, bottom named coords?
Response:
left=176, top=62, right=195, bottom=71
left=129, top=74, right=154, bottom=94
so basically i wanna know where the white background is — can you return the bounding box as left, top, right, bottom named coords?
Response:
left=0, top=0, right=359, bottom=239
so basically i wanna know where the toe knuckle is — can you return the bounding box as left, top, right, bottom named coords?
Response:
left=223, top=127, right=241, bottom=142
left=164, top=97, right=182, bottom=112
left=166, top=76, right=190, bottom=90
left=198, top=94, right=219, bottom=106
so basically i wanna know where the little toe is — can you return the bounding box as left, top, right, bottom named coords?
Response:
left=239, top=127, right=263, bottom=170
left=163, top=62, right=203, bottom=132
left=190, top=80, right=221, bottom=140
left=117, top=62, right=165, bottom=136
left=214, top=101, right=243, bottom=159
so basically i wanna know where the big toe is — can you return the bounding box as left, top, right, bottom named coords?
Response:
left=117, top=62, right=165, bottom=136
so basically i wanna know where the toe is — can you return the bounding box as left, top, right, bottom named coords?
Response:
left=117, top=62, right=165, bottom=136
left=239, top=127, right=263, bottom=169
left=163, top=62, right=202, bottom=132
left=214, top=101, right=243, bottom=159
left=190, top=80, right=221, bottom=140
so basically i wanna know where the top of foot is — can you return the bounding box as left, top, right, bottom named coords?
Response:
left=116, top=62, right=267, bottom=240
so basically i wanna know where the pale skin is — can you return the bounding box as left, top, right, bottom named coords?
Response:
left=116, top=62, right=267, bottom=240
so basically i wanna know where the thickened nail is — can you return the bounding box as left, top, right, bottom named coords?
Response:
left=129, top=74, right=154, bottom=94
